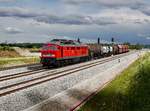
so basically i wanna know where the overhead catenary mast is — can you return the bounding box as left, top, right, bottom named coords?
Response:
left=77, top=38, right=80, bottom=43
left=98, top=37, right=100, bottom=44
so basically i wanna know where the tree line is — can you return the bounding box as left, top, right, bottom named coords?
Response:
left=0, top=43, right=149, bottom=50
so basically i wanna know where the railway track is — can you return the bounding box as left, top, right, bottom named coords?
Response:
left=0, top=52, right=134, bottom=97
left=0, top=68, right=48, bottom=82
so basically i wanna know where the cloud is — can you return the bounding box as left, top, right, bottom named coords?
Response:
left=0, top=0, right=17, bottom=2
left=0, top=7, right=117, bottom=26
left=0, top=1, right=150, bottom=44
left=63, top=0, right=145, bottom=7
left=140, top=7, right=150, bottom=16
left=0, top=7, right=149, bottom=26
left=138, top=33, right=150, bottom=37
left=93, top=8, right=150, bottom=24
left=0, top=7, right=41, bottom=18
left=63, top=0, right=150, bottom=16
left=0, top=6, right=150, bottom=28
left=138, top=33, right=150, bottom=40
left=4, top=27, right=23, bottom=34
left=35, top=15, right=117, bottom=25
left=146, top=37, right=150, bottom=40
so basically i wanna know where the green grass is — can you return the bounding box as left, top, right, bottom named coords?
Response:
left=79, top=52, right=150, bottom=111
left=0, top=57, right=40, bottom=68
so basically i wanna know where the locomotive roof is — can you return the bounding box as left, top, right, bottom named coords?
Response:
left=49, top=39, right=86, bottom=46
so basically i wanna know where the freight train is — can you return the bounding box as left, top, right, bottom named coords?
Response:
left=40, top=39, right=129, bottom=67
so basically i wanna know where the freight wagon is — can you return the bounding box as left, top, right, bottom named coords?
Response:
left=40, top=39, right=129, bottom=67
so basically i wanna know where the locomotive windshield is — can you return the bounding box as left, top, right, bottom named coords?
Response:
left=42, top=45, right=58, bottom=51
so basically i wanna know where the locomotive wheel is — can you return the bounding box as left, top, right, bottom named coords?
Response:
left=54, top=61, right=61, bottom=67
left=42, top=64, right=46, bottom=67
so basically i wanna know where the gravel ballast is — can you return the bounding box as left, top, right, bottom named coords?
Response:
left=0, top=51, right=143, bottom=111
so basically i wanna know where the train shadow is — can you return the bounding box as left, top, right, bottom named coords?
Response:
left=26, top=89, right=91, bottom=111
left=25, top=91, right=48, bottom=105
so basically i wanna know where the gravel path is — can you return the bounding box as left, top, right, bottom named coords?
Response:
left=0, top=51, right=143, bottom=111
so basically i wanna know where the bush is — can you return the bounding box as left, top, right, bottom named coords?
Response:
left=0, top=46, right=14, bottom=51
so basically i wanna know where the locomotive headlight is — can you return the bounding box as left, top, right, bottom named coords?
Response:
left=51, top=54, right=55, bottom=57
left=43, top=54, right=55, bottom=57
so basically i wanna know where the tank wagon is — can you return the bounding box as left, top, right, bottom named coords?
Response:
left=40, top=39, right=129, bottom=67
left=88, top=44, right=128, bottom=58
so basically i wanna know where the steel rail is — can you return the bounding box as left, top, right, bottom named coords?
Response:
left=0, top=68, right=48, bottom=82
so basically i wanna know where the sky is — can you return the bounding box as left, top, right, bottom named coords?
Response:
left=0, top=0, right=150, bottom=44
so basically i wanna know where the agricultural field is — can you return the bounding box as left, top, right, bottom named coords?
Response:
left=79, top=52, right=150, bottom=111
left=0, top=46, right=40, bottom=68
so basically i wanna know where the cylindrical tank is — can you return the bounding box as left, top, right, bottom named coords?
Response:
left=101, top=45, right=109, bottom=54
left=109, top=46, right=113, bottom=53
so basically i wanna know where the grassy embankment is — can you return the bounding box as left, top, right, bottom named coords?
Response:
left=79, top=52, right=150, bottom=111
left=0, top=57, right=40, bottom=68
left=0, top=46, right=40, bottom=68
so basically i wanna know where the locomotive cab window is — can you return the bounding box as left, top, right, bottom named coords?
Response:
left=77, top=47, right=80, bottom=50
left=50, top=46, right=59, bottom=50
left=42, top=45, right=59, bottom=51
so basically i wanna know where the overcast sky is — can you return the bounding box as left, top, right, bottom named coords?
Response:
left=0, top=0, right=150, bottom=44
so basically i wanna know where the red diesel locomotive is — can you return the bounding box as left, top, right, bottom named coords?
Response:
left=40, top=39, right=89, bottom=66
